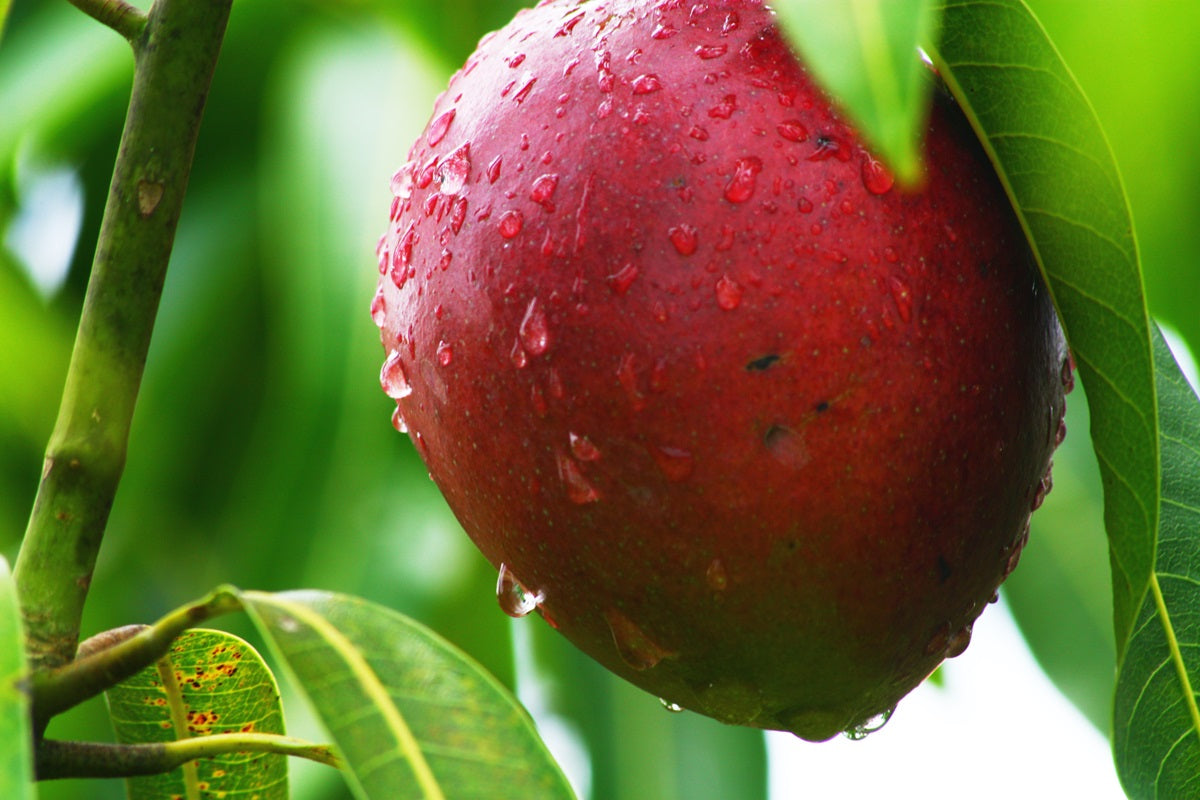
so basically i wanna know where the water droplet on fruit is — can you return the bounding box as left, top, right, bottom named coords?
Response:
left=510, top=340, right=528, bottom=369
left=370, top=289, right=387, bottom=328
left=715, top=275, right=743, bottom=310
left=605, top=608, right=674, bottom=670
left=695, top=43, right=727, bottom=59
left=496, top=564, right=543, bottom=618
left=724, top=156, right=762, bottom=203
left=486, top=155, right=503, bottom=184
left=449, top=197, right=467, bottom=234
left=945, top=625, right=973, bottom=658
left=569, top=432, right=601, bottom=461
left=1061, top=355, right=1075, bottom=394
left=390, top=161, right=416, bottom=199
left=512, top=73, right=537, bottom=104
left=843, top=708, right=894, bottom=741
left=380, top=351, right=412, bottom=399
left=606, top=263, right=639, bottom=295
left=1030, top=468, right=1053, bottom=510
left=775, top=119, right=808, bottom=143
left=651, top=23, right=678, bottom=39
left=529, top=173, right=559, bottom=209
left=557, top=452, right=599, bottom=504
left=631, top=73, right=663, bottom=94
left=924, top=622, right=950, bottom=655
left=390, top=406, right=408, bottom=434
left=617, top=353, right=648, bottom=411
left=888, top=277, right=913, bottom=323
left=519, top=297, right=551, bottom=355
left=556, top=11, right=584, bottom=36
left=708, top=94, right=736, bottom=119
left=669, top=224, right=698, bottom=255
left=436, top=340, right=454, bottom=366
left=651, top=445, right=694, bottom=481
left=861, top=155, right=894, bottom=195
left=499, top=210, right=524, bottom=238
left=437, top=143, right=471, bottom=195
left=426, top=108, right=456, bottom=146
left=764, top=425, right=810, bottom=469
left=705, top=558, right=728, bottom=591
left=660, top=698, right=684, bottom=713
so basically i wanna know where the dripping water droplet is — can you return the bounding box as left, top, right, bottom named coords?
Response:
left=496, top=564, right=543, bottom=618
left=370, top=289, right=387, bottom=328
left=945, top=625, right=973, bottom=658
left=380, top=351, right=412, bottom=399
left=605, top=608, right=675, bottom=670
left=843, top=708, right=894, bottom=741
left=519, top=297, right=551, bottom=355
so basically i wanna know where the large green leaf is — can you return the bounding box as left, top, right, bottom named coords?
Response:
left=240, top=590, right=574, bottom=800
left=105, top=628, right=288, bottom=800
left=0, top=556, right=33, bottom=800
left=774, top=0, right=938, bottom=184
left=1113, top=328, right=1200, bottom=798
left=930, top=0, right=1155, bottom=658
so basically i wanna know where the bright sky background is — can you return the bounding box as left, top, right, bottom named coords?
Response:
left=766, top=596, right=1125, bottom=799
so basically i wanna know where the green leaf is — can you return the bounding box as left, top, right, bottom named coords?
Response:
left=105, top=628, right=288, bottom=800
left=239, top=590, right=575, bottom=800
left=1113, top=328, right=1200, bottom=799
left=773, top=0, right=938, bottom=183
left=930, top=0, right=1155, bottom=656
left=0, top=556, right=33, bottom=800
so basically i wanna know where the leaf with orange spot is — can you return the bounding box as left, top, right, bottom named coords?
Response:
left=105, top=628, right=287, bottom=800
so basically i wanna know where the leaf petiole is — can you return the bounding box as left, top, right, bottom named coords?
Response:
left=35, top=733, right=339, bottom=780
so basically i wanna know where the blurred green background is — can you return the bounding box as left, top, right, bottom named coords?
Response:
left=0, top=1, right=1196, bottom=798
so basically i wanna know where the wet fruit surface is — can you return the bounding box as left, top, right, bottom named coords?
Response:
left=374, top=0, right=1068, bottom=741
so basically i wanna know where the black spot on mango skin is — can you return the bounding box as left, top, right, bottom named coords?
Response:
left=746, top=353, right=781, bottom=371
left=936, top=555, right=952, bottom=583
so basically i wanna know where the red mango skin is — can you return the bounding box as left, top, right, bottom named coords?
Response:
left=374, top=0, right=1068, bottom=741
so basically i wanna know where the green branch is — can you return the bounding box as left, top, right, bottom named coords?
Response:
left=32, top=588, right=241, bottom=727
left=36, top=734, right=340, bottom=780
left=14, top=0, right=234, bottom=671
left=67, top=0, right=148, bottom=42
